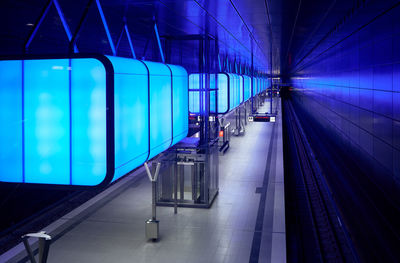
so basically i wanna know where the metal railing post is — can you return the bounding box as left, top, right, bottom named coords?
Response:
left=144, top=162, right=161, bottom=240
left=22, top=231, right=51, bottom=263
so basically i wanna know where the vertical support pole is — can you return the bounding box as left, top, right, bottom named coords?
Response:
left=270, top=39, right=273, bottom=114
left=174, top=163, right=178, bottom=214
left=199, top=38, right=205, bottom=144
left=204, top=35, right=211, bottom=205
left=215, top=37, right=220, bottom=139
left=38, top=238, right=51, bottom=263
left=22, top=239, right=36, bottom=263
left=152, top=179, right=157, bottom=220
left=251, top=40, right=255, bottom=114
left=205, top=36, right=210, bottom=144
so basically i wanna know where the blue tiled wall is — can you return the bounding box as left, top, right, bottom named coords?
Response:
left=291, top=3, right=400, bottom=192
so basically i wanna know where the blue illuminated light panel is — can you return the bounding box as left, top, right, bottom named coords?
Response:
left=188, top=73, right=216, bottom=114
left=189, top=74, right=203, bottom=113
left=243, top=76, right=251, bottom=101
left=106, top=56, right=150, bottom=181
left=0, top=61, right=23, bottom=182
left=143, top=61, right=172, bottom=160
left=218, top=74, right=229, bottom=113
left=71, top=58, right=107, bottom=185
left=239, top=76, right=244, bottom=103
left=24, top=59, right=70, bottom=184
left=0, top=56, right=188, bottom=186
left=253, top=77, right=257, bottom=95
left=169, top=65, right=189, bottom=145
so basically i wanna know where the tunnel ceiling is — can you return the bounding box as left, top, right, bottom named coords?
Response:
left=0, top=0, right=364, bottom=76
left=269, top=0, right=357, bottom=77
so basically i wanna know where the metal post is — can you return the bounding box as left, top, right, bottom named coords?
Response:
left=205, top=36, right=210, bottom=143
left=151, top=180, right=156, bottom=220
left=144, top=162, right=161, bottom=240
left=270, top=36, right=273, bottom=114
left=22, top=239, right=36, bottom=263
left=251, top=40, right=254, bottom=114
left=22, top=231, right=51, bottom=263
left=173, top=163, right=178, bottom=214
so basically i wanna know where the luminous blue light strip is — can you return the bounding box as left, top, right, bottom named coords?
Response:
left=154, top=23, right=165, bottom=63
left=25, top=1, right=52, bottom=51
left=53, top=0, right=78, bottom=53
left=68, top=58, right=72, bottom=184
left=166, top=65, right=174, bottom=148
left=115, top=27, right=124, bottom=53
left=124, top=24, right=136, bottom=59
left=96, top=0, right=116, bottom=56
left=218, top=55, right=222, bottom=71
left=21, top=60, right=25, bottom=183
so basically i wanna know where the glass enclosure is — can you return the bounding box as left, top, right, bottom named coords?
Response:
left=0, top=55, right=188, bottom=186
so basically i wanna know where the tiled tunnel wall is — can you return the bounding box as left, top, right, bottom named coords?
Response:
left=290, top=3, right=400, bottom=194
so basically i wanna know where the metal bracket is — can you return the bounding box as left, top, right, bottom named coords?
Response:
left=22, top=231, right=51, bottom=263
left=144, top=162, right=161, bottom=182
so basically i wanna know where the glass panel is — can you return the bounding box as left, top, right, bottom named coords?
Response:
left=24, top=59, right=70, bottom=184
left=71, top=58, right=107, bottom=185
left=189, top=74, right=200, bottom=113
left=188, top=73, right=216, bottom=114
left=107, top=57, right=149, bottom=181
left=218, top=73, right=228, bottom=113
left=143, top=61, right=172, bottom=159
left=169, top=65, right=188, bottom=145
left=0, top=60, right=23, bottom=183
left=239, top=75, right=244, bottom=103
left=244, top=75, right=251, bottom=101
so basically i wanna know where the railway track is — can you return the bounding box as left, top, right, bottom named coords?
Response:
left=284, top=100, right=358, bottom=263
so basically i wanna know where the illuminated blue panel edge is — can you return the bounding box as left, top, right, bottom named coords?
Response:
left=167, top=64, right=189, bottom=146
left=0, top=60, right=23, bottom=182
left=188, top=73, right=217, bottom=114
left=142, top=61, right=172, bottom=160
left=105, top=56, right=149, bottom=182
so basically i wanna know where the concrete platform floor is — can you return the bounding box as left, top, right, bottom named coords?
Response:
left=2, top=98, right=285, bottom=263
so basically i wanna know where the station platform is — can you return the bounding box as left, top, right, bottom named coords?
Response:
left=2, top=99, right=285, bottom=263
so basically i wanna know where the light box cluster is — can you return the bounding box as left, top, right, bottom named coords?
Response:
left=0, top=55, right=188, bottom=187
left=188, top=73, right=268, bottom=114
